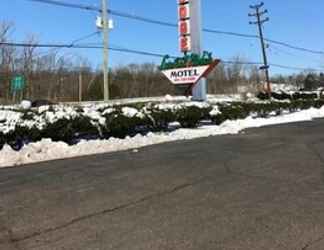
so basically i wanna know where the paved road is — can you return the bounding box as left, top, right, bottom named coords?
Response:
left=1, top=120, right=324, bottom=250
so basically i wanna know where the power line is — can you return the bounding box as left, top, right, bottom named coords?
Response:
left=0, top=42, right=98, bottom=48
left=70, top=31, right=100, bottom=46
left=28, top=0, right=99, bottom=11
left=269, top=63, right=322, bottom=72
left=2, top=41, right=322, bottom=72
left=0, top=41, right=174, bottom=58
left=203, top=28, right=258, bottom=39
left=109, top=9, right=178, bottom=28
left=265, top=38, right=324, bottom=55
left=269, top=44, right=300, bottom=58
left=26, top=0, right=324, bottom=56
left=269, top=44, right=324, bottom=66
left=34, top=31, right=100, bottom=57
left=223, top=60, right=260, bottom=66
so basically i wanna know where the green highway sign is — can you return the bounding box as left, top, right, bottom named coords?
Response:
left=11, top=75, right=25, bottom=92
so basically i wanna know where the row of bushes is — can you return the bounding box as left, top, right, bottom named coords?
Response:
left=257, top=91, right=323, bottom=101
left=212, top=99, right=324, bottom=125
left=0, top=104, right=212, bottom=150
left=1, top=99, right=324, bottom=151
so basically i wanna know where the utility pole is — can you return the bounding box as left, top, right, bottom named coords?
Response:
left=249, top=2, right=271, bottom=97
left=79, top=62, right=83, bottom=102
left=102, top=0, right=109, bottom=101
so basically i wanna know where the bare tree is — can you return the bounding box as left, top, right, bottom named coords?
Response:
left=247, top=65, right=260, bottom=93
left=20, top=34, right=38, bottom=99
left=208, top=56, right=255, bottom=94
left=0, top=21, right=16, bottom=103
left=226, top=56, right=247, bottom=93
left=208, top=63, right=227, bottom=94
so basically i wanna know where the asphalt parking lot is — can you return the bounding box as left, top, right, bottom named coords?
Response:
left=1, top=119, right=324, bottom=250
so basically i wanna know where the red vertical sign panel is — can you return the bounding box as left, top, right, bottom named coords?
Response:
left=178, top=0, right=191, bottom=52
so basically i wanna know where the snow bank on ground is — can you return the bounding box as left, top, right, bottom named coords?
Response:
left=207, top=94, right=243, bottom=103
left=271, top=84, right=300, bottom=93
left=63, top=94, right=243, bottom=107
left=1, top=106, right=324, bottom=168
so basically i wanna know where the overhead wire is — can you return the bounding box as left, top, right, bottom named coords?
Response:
left=34, top=31, right=100, bottom=57
left=2, top=41, right=323, bottom=71
left=26, top=0, right=324, bottom=56
left=269, top=43, right=324, bottom=66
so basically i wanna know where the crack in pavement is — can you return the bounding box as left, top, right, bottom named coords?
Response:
left=307, top=143, right=324, bottom=165
left=10, top=175, right=209, bottom=244
left=302, top=234, right=324, bottom=250
left=300, top=143, right=324, bottom=250
left=224, top=160, right=307, bottom=186
left=305, top=142, right=324, bottom=183
left=0, top=224, right=22, bottom=250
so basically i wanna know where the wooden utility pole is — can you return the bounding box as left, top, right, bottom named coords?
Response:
left=102, top=0, right=109, bottom=101
left=249, top=2, right=271, bottom=97
left=79, top=63, right=83, bottom=102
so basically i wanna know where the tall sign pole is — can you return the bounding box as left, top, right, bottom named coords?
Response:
left=161, top=1, right=218, bottom=97
left=102, top=0, right=109, bottom=101
left=178, top=0, right=206, bottom=101
left=189, top=0, right=206, bottom=101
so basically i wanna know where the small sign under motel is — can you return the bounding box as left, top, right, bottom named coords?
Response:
left=162, top=65, right=210, bottom=85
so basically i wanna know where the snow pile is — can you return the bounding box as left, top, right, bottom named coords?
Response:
left=209, top=106, right=221, bottom=116
left=121, top=107, right=146, bottom=119
left=207, top=94, right=243, bottom=103
left=83, top=106, right=107, bottom=126
left=271, top=83, right=300, bottom=93
left=1, top=106, right=324, bottom=168
left=44, top=106, right=79, bottom=124
left=20, top=100, right=32, bottom=110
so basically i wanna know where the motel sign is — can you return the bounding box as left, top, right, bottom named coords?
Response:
left=160, top=0, right=220, bottom=100
left=162, top=65, right=213, bottom=85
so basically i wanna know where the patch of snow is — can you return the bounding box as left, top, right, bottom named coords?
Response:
left=101, top=108, right=115, bottom=116
left=1, top=106, right=324, bottom=168
left=20, top=100, right=32, bottom=110
left=164, top=94, right=173, bottom=102
left=83, top=107, right=106, bottom=126
left=209, top=106, right=221, bottom=116
left=271, top=83, right=299, bottom=93
left=246, top=92, right=254, bottom=99
left=154, top=103, right=178, bottom=111
left=38, top=105, right=50, bottom=113
left=0, top=110, right=23, bottom=134
left=122, top=107, right=139, bottom=118
left=207, top=94, right=243, bottom=103
left=44, top=106, right=79, bottom=124
left=181, top=102, right=210, bottom=109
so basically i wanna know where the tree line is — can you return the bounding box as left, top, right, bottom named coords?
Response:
left=1, top=21, right=322, bottom=104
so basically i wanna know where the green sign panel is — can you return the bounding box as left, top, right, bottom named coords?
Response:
left=11, top=75, right=25, bottom=92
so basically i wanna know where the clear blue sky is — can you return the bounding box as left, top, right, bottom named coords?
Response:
left=2, top=0, right=324, bottom=75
